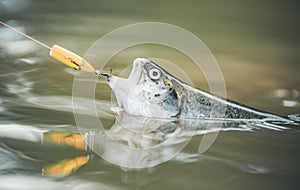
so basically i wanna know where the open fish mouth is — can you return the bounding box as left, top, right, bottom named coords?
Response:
left=105, top=58, right=147, bottom=111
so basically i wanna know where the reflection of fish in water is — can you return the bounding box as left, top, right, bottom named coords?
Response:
left=40, top=110, right=287, bottom=171
left=104, top=58, right=289, bottom=120
left=0, top=111, right=293, bottom=177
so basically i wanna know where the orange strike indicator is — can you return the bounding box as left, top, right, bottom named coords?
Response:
left=50, top=45, right=95, bottom=72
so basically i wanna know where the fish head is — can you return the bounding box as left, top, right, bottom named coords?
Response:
left=106, top=58, right=181, bottom=118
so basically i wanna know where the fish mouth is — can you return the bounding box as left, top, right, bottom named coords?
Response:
left=106, top=58, right=148, bottom=109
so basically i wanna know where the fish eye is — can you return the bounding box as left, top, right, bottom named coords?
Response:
left=149, top=68, right=161, bottom=80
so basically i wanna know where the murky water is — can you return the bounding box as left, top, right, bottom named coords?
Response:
left=1, top=0, right=300, bottom=190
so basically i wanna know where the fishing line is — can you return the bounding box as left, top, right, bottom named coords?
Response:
left=0, top=21, right=51, bottom=50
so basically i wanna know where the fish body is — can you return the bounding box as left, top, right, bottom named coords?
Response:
left=106, top=58, right=286, bottom=121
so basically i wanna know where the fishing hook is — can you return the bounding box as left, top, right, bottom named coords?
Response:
left=94, top=68, right=112, bottom=77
